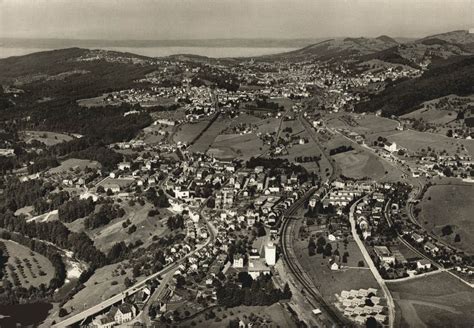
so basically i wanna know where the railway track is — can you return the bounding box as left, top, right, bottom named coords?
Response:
left=280, top=188, right=349, bottom=327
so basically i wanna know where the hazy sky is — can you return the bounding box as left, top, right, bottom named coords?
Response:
left=1, top=0, right=473, bottom=40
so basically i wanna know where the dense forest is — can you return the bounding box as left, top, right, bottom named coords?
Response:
left=0, top=213, right=106, bottom=268
left=58, top=197, right=95, bottom=223
left=84, top=203, right=125, bottom=230
left=1, top=178, right=54, bottom=212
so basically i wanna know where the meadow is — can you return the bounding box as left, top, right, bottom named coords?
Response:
left=48, top=158, right=100, bottom=174
left=20, top=130, right=73, bottom=146
left=188, top=117, right=229, bottom=153
left=419, top=184, right=474, bottom=254
left=385, top=130, right=472, bottom=157
left=388, top=272, right=474, bottom=328
left=208, top=133, right=267, bottom=160
left=1, top=239, right=55, bottom=289
left=173, top=120, right=209, bottom=145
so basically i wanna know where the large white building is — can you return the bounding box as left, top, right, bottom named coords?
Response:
left=264, top=243, right=276, bottom=266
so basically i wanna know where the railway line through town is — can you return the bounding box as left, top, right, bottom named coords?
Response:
left=280, top=186, right=350, bottom=327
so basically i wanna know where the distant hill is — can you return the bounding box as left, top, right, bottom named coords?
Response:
left=261, top=36, right=398, bottom=61
left=354, top=55, right=474, bottom=116
left=0, top=48, right=160, bottom=110
left=376, top=35, right=398, bottom=44
left=261, top=30, right=474, bottom=67
left=0, top=48, right=89, bottom=82
left=417, top=30, right=474, bottom=51
left=357, top=30, right=474, bottom=69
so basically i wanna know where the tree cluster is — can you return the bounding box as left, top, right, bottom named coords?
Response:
left=216, top=274, right=291, bottom=308
left=84, top=203, right=125, bottom=229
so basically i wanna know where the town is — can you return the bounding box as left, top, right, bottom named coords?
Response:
left=0, top=21, right=473, bottom=328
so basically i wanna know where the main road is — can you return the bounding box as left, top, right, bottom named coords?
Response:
left=349, top=197, right=395, bottom=328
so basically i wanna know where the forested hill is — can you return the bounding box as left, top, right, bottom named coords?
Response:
left=354, top=55, right=474, bottom=116
left=0, top=48, right=155, bottom=171
left=0, top=48, right=90, bottom=82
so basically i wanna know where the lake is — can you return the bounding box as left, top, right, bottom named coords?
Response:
left=0, top=46, right=297, bottom=59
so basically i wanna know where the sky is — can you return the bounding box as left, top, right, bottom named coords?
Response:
left=0, top=0, right=473, bottom=40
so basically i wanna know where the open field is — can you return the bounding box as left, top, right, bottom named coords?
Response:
left=188, top=116, right=229, bottom=153
left=325, top=114, right=399, bottom=138
left=139, top=96, right=176, bottom=108
left=419, top=184, right=474, bottom=254
left=385, top=130, right=472, bottom=157
left=402, top=94, right=474, bottom=127
left=388, top=272, right=474, bottom=328
left=93, top=204, right=169, bottom=251
left=324, top=133, right=405, bottom=182
left=402, top=107, right=456, bottom=125
left=393, top=243, right=421, bottom=262
left=173, top=120, right=209, bottom=145
left=1, top=239, right=55, bottom=288
left=278, top=118, right=334, bottom=175
left=271, top=97, right=295, bottom=110
left=256, top=117, right=281, bottom=134
left=177, top=303, right=297, bottom=328
left=139, top=123, right=174, bottom=145
left=332, top=149, right=403, bottom=182
left=48, top=158, right=100, bottom=174
left=20, top=130, right=73, bottom=146
left=229, top=112, right=264, bottom=126
left=355, top=114, right=399, bottom=135
left=77, top=95, right=107, bottom=108
left=333, top=150, right=385, bottom=180
left=278, top=142, right=321, bottom=173
left=207, top=133, right=266, bottom=160
left=280, top=119, right=306, bottom=137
